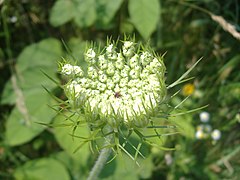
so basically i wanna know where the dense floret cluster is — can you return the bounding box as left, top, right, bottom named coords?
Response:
left=60, top=40, right=166, bottom=128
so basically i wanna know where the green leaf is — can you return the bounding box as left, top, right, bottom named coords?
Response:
left=53, top=113, right=91, bottom=164
left=1, top=80, right=15, bottom=105
left=217, top=55, right=240, bottom=81
left=1, top=38, right=61, bottom=105
left=49, top=0, right=75, bottom=27
left=170, top=113, right=195, bottom=139
left=52, top=151, right=88, bottom=179
left=67, top=38, right=88, bottom=69
left=1, top=68, right=56, bottom=105
left=49, top=0, right=97, bottom=27
left=96, top=0, right=124, bottom=26
left=3, top=38, right=62, bottom=146
left=14, top=158, right=70, bottom=180
left=101, top=153, right=153, bottom=180
left=74, top=0, right=97, bottom=27
left=17, top=38, right=62, bottom=72
left=5, top=89, right=56, bottom=146
left=136, top=156, right=153, bottom=179
left=128, top=0, right=160, bottom=40
left=120, top=19, right=135, bottom=34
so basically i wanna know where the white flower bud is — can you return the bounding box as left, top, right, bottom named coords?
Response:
left=106, top=44, right=114, bottom=54
left=88, top=66, right=98, bottom=79
left=119, top=78, right=128, bottom=88
left=97, top=82, right=107, bottom=92
left=99, top=74, right=108, bottom=83
left=73, top=66, right=83, bottom=76
left=123, top=41, right=134, bottom=49
left=106, top=79, right=115, bottom=90
left=129, top=68, right=140, bottom=79
left=120, top=65, right=130, bottom=78
left=61, top=64, right=74, bottom=75
left=140, top=51, right=152, bottom=66
left=85, top=48, right=96, bottom=64
left=115, top=60, right=124, bottom=70
left=129, top=54, right=139, bottom=68
left=98, top=55, right=108, bottom=69
left=122, top=41, right=135, bottom=58
left=85, top=48, right=96, bottom=58
left=106, top=62, right=115, bottom=76
left=61, top=64, right=84, bottom=77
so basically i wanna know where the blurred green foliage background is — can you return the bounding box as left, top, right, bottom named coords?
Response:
left=0, top=0, right=239, bottom=179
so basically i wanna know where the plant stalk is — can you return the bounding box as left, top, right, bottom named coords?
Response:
left=87, top=130, right=113, bottom=180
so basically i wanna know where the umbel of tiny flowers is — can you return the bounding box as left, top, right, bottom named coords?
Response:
left=60, top=39, right=166, bottom=130
left=57, top=37, right=203, bottom=180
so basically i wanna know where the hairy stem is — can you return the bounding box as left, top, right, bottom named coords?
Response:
left=87, top=130, right=113, bottom=180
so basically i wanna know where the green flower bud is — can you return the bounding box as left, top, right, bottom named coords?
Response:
left=87, top=66, right=98, bottom=79
left=61, top=64, right=84, bottom=77
left=122, top=41, right=135, bottom=58
left=106, top=62, right=115, bottom=76
left=129, top=54, right=139, bottom=68
left=98, top=55, right=108, bottom=70
left=85, top=48, right=96, bottom=65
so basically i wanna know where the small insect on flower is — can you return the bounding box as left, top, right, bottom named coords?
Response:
left=114, top=92, right=122, bottom=98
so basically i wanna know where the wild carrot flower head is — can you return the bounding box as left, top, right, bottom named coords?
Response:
left=56, top=37, right=200, bottom=161
left=60, top=39, right=166, bottom=129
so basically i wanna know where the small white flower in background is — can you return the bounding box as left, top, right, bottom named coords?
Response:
left=164, top=153, right=173, bottom=166
left=211, top=129, right=221, bottom=141
left=195, top=129, right=206, bottom=139
left=199, top=111, right=210, bottom=123
left=9, top=16, right=18, bottom=23
left=195, top=124, right=212, bottom=140
left=196, top=124, right=212, bottom=133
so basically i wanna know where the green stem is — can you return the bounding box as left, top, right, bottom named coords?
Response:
left=87, top=130, right=113, bottom=180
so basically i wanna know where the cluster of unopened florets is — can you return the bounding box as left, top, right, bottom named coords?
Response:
left=60, top=40, right=166, bottom=129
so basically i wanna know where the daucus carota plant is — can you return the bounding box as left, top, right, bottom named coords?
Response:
left=56, top=37, right=202, bottom=180
left=61, top=40, right=166, bottom=129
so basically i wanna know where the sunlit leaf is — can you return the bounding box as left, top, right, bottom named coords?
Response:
left=49, top=0, right=75, bottom=27
left=53, top=113, right=91, bottom=164
left=5, top=90, right=56, bottom=146
left=74, top=0, right=97, bottom=27
left=14, top=158, right=70, bottom=180
left=17, top=38, right=62, bottom=72
left=96, top=0, right=124, bottom=27
left=3, top=38, right=62, bottom=146
left=129, top=0, right=160, bottom=40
